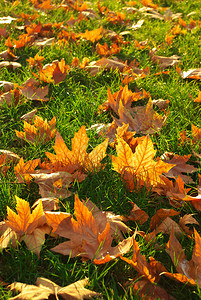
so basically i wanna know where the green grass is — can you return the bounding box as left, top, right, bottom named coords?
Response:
left=0, top=0, right=201, bottom=298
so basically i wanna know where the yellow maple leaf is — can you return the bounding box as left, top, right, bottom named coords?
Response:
left=112, top=136, right=174, bottom=190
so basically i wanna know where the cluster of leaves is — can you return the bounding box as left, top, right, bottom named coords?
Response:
left=0, top=0, right=201, bottom=299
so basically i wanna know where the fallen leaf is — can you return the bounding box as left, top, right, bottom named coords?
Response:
left=0, top=196, right=49, bottom=256
left=20, top=78, right=49, bottom=101
left=112, top=136, right=174, bottom=191
left=0, top=81, right=14, bottom=92
left=177, top=67, right=201, bottom=80
left=161, top=152, right=197, bottom=183
left=88, top=57, right=126, bottom=75
left=0, top=61, right=21, bottom=70
left=31, top=171, right=73, bottom=198
left=128, top=19, right=145, bottom=30
left=96, top=42, right=121, bottom=57
left=150, top=49, right=181, bottom=70
left=20, top=109, right=37, bottom=121
left=14, top=157, right=41, bottom=183
left=32, top=37, right=55, bottom=47
left=149, top=208, right=180, bottom=231
left=194, top=91, right=201, bottom=102
left=46, top=194, right=133, bottom=262
left=162, top=228, right=201, bottom=287
left=15, top=115, right=57, bottom=144
left=113, top=98, right=167, bottom=135
left=179, top=214, right=199, bottom=235
left=32, top=197, right=59, bottom=211
left=0, top=16, right=17, bottom=24
left=33, top=59, right=69, bottom=84
left=77, top=26, right=103, bottom=43
left=9, top=277, right=100, bottom=299
left=43, top=126, right=108, bottom=175
left=152, top=99, right=169, bottom=109
left=83, top=199, right=132, bottom=240
left=122, top=202, right=149, bottom=224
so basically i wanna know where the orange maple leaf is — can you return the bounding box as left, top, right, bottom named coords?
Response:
left=120, top=238, right=174, bottom=299
left=33, top=59, right=69, bottom=84
left=45, top=194, right=133, bottom=263
left=113, top=98, right=167, bottom=135
left=43, top=125, right=108, bottom=175
left=77, top=27, right=103, bottom=43
left=14, top=157, right=41, bottom=183
left=15, top=115, right=57, bottom=145
left=112, top=136, right=174, bottom=191
left=96, top=42, right=121, bottom=57
left=0, top=196, right=49, bottom=256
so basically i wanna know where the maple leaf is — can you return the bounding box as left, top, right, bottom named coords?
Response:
left=179, top=214, right=199, bottom=235
left=161, top=152, right=197, bottom=183
left=194, top=90, right=201, bottom=102
left=150, top=49, right=181, bottom=69
left=179, top=124, right=201, bottom=149
left=162, top=228, right=201, bottom=287
left=43, top=126, right=108, bottom=175
left=77, top=27, right=103, bottom=43
left=88, top=57, right=127, bottom=75
left=82, top=199, right=132, bottom=240
left=113, top=98, right=167, bottom=135
left=19, top=78, right=49, bottom=101
left=45, top=194, right=133, bottom=263
left=100, top=85, right=148, bottom=114
left=159, top=175, right=201, bottom=210
left=0, top=80, right=14, bottom=92
left=14, top=157, right=41, bottom=183
left=122, top=201, right=149, bottom=225
left=27, top=53, right=45, bottom=69
left=31, top=171, right=73, bottom=198
left=15, top=115, right=57, bottom=145
left=0, top=196, right=49, bottom=256
left=33, top=59, right=69, bottom=84
left=112, top=136, right=174, bottom=191
left=96, top=42, right=121, bottom=57
left=0, top=150, right=19, bottom=175
left=120, top=239, right=175, bottom=299
left=9, top=277, right=100, bottom=300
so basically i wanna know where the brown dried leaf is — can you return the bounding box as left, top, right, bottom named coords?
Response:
left=0, top=61, right=21, bottom=70
left=150, top=49, right=181, bottom=70
left=161, top=152, right=197, bottom=183
left=20, top=78, right=49, bottom=101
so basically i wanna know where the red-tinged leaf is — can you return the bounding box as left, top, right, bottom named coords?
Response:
left=150, top=209, right=180, bottom=231
left=161, top=152, right=197, bottom=183
left=122, top=202, right=149, bottom=225
left=20, top=78, right=49, bottom=101
left=163, top=228, right=201, bottom=287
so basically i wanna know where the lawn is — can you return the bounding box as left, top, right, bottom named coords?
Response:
left=0, top=0, right=201, bottom=299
